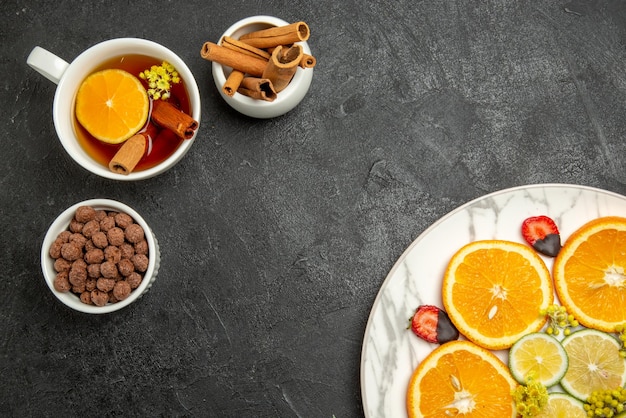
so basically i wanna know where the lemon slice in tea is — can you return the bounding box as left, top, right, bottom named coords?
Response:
left=75, top=69, right=149, bottom=144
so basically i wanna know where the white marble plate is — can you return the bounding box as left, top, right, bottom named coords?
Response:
left=360, top=183, right=626, bottom=418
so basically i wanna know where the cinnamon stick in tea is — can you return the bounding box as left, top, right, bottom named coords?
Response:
left=262, top=44, right=303, bottom=92
left=109, top=134, right=146, bottom=175
left=237, top=77, right=277, bottom=101
left=151, top=100, right=198, bottom=140
left=221, top=36, right=271, bottom=61
left=223, top=70, right=245, bottom=97
left=239, top=22, right=310, bottom=49
left=201, top=42, right=267, bottom=77
left=108, top=123, right=159, bottom=174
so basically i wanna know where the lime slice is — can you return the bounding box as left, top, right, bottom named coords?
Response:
left=508, top=332, right=568, bottom=387
left=560, top=329, right=626, bottom=400
left=535, top=392, right=586, bottom=417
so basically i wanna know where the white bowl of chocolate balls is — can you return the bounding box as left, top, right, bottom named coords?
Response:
left=41, top=199, right=160, bottom=314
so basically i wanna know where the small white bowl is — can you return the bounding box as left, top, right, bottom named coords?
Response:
left=212, top=16, right=314, bottom=118
left=41, top=199, right=160, bottom=314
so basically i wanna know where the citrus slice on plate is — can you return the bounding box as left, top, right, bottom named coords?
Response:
left=535, top=392, right=586, bottom=418
left=560, top=329, right=626, bottom=401
left=553, top=216, right=626, bottom=332
left=442, top=240, right=553, bottom=350
left=406, top=340, right=517, bottom=418
left=75, top=69, right=149, bottom=144
left=508, top=332, right=568, bottom=387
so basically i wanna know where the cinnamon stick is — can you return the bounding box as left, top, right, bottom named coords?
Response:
left=223, top=70, right=245, bottom=97
left=237, top=77, right=277, bottom=101
left=239, top=22, right=310, bottom=49
left=221, top=36, right=271, bottom=61
left=108, top=123, right=159, bottom=174
left=201, top=42, right=267, bottom=77
left=108, top=123, right=160, bottom=174
left=262, top=45, right=303, bottom=93
left=150, top=100, right=198, bottom=140
left=109, top=136, right=145, bottom=174
left=299, top=54, right=316, bottom=69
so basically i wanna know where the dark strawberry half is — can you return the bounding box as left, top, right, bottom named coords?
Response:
left=409, top=305, right=459, bottom=344
left=521, top=215, right=562, bottom=257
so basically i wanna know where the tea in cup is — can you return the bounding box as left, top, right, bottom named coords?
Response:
left=27, top=38, right=201, bottom=180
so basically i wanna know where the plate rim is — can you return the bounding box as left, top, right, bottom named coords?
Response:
left=359, top=182, right=626, bottom=417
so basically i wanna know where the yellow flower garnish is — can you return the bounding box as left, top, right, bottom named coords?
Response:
left=616, top=323, right=626, bottom=358
left=512, top=374, right=549, bottom=417
left=139, top=61, right=181, bottom=100
left=540, top=304, right=579, bottom=336
left=584, top=387, right=626, bottom=417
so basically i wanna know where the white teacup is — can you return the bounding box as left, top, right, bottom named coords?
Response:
left=27, top=38, right=201, bottom=181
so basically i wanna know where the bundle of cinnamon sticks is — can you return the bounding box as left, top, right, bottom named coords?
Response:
left=201, top=21, right=316, bottom=102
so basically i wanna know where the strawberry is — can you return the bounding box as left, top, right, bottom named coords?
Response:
left=409, top=305, right=459, bottom=344
left=521, top=215, right=562, bottom=257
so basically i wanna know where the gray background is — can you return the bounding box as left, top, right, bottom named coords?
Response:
left=2, top=0, right=626, bottom=416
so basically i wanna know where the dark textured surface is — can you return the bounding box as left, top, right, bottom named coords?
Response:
left=2, top=1, right=626, bottom=416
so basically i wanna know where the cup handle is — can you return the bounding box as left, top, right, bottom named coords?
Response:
left=26, top=46, right=70, bottom=85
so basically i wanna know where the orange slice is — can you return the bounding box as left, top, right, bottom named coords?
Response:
left=553, top=216, right=626, bottom=332
left=442, top=240, right=553, bottom=350
left=406, top=340, right=517, bottom=418
left=75, top=69, right=149, bottom=144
